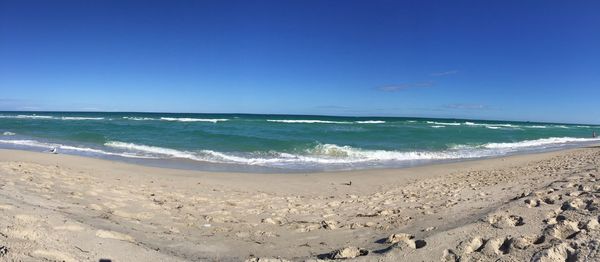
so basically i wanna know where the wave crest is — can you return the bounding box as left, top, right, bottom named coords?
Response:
left=0, top=115, right=53, bottom=119
left=483, top=137, right=600, bottom=149
left=4, top=136, right=599, bottom=169
left=355, top=120, right=386, bottom=124
left=267, top=119, right=350, bottom=124
left=61, top=117, right=104, bottom=120
left=160, top=117, right=228, bottom=123
left=123, top=117, right=155, bottom=121
left=0, top=139, right=152, bottom=158
left=0, top=115, right=104, bottom=121
left=426, top=121, right=461, bottom=126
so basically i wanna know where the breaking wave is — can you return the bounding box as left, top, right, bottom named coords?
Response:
left=267, top=119, right=350, bottom=124
left=355, top=120, right=386, bottom=124
left=426, top=121, right=461, bottom=126
left=0, top=115, right=53, bottom=119
left=60, top=117, right=104, bottom=120
left=122, top=117, right=155, bottom=121
left=159, top=117, right=228, bottom=123
left=482, top=137, right=600, bottom=149
left=0, top=139, right=153, bottom=158
left=2, top=136, right=598, bottom=170
left=101, top=136, right=600, bottom=167
left=0, top=115, right=104, bottom=121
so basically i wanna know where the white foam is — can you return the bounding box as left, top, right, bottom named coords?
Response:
left=485, top=126, right=501, bottom=129
left=483, top=137, right=600, bottom=149
left=101, top=137, right=600, bottom=166
left=2, top=132, right=15, bottom=136
left=105, top=141, right=199, bottom=158
left=267, top=119, right=350, bottom=124
left=299, top=143, right=489, bottom=163
left=465, top=122, right=516, bottom=129
left=17, top=115, right=53, bottom=119
left=0, top=139, right=54, bottom=148
left=355, top=120, right=386, bottom=124
left=447, top=144, right=476, bottom=150
left=491, top=124, right=515, bottom=127
left=0, top=115, right=104, bottom=121
left=123, top=117, right=155, bottom=121
left=426, top=121, right=461, bottom=126
left=0, top=139, right=153, bottom=158
left=102, top=141, right=498, bottom=166
left=104, top=141, right=268, bottom=164
left=0, top=115, right=54, bottom=119
left=526, top=125, right=547, bottom=129
left=4, top=135, right=599, bottom=169
left=61, top=117, right=105, bottom=120
left=160, top=117, right=228, bottom=123
left=431, top=125, right=445, bottom=128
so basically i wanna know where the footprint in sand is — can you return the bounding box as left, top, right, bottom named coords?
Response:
left=441, top=249, right=458, bottom=262
left=462, top=236, right=515, bottom=256
left=543, top=194, right=561, bottom=204
left=480, top=237, right=513, bottom=256
left=582, top=218, right=599, bottom=230
left=544, top=213, right=566, bottom=225
left=531, top=243, right=578, bottom=262
left=524, top=198, right=542, bottom=208
left=544, top=220, right=580, bottom=240
left=511, top=236, right=534, bottom=250
left=386, top=233, right=427, bottom=249
left=560, top=198, right=586, bottom=211
left=487, top=214, right=524, bottom=228
left=462, top=237, right=485, bottom=254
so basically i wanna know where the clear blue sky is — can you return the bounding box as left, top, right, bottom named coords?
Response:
left=1, top=0, right=599, bottom=124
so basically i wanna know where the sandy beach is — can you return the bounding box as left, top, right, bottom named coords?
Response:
left=0, top=147, right=598, bottom=261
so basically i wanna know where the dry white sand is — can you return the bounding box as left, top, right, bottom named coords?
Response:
left=0, top=147, right=598, bottom=261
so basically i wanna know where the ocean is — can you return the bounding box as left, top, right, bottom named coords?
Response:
left=1, top=112, right=599, bottom=172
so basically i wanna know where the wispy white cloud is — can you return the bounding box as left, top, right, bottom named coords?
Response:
left=430, top=70, right=458, bottom=77
left=376, top=81, right=434, bottom=92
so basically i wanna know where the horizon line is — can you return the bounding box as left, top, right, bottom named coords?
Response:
left=0, top=110, right=598, bottom=126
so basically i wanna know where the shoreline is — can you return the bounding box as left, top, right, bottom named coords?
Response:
left=0, top=139, right=596, bottom=174
left=0, top=144, right=592, bottom=178
left=0, top=146, right=599, bottom=261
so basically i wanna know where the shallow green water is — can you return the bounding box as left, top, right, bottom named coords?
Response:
left=1, top=112, right=598, bottom=171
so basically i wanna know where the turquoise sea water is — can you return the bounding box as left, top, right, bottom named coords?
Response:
left=1, top=112, right=599, bottom=172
